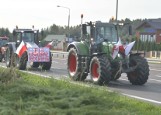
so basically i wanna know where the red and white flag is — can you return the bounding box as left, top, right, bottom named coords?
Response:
left=45, top=40, right=54, bottom=49
left=16, top=41, right=27, bottom=57
left=112, top=38, right=122, bottom=59
left=124, top=41, right=135, bottom=55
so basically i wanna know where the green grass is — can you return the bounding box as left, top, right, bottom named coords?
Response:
left=0, top=67, right=161, bottom=115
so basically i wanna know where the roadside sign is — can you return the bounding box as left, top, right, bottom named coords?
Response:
left=28, top=48, right=50, bottom=62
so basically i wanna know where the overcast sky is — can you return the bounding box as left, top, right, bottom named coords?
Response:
left=0, top=0, right=160, bottom=31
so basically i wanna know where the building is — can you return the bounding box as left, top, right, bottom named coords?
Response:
left=44, top=35, right=67, bottom=51
left=136, top=19, right=161, bottom=43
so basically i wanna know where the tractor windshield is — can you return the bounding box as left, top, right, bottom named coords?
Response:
left=0, top=39, right=8, bottom=47
left=95, top=24, right=117, bottom=43
left=22, top=32, right=35, bottom=42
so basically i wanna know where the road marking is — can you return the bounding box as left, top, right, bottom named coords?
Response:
left=122, top=93, right=161, bottom=104
left=52, top=61, right=59, bottom=63
left=52, top=58, right=66, bottom=61
left=149, top=78, right=161, bottom=83
left=51, top=67, right=63, bottom=69
left=155, top=75, right=161, bottom=78
left=150, top=68, right=161, bottom=71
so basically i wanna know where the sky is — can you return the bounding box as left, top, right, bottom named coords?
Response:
left=0, top=0, right=161, bottom=31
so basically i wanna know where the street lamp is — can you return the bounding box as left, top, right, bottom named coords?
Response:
left=57, top=5, right=70, bottom=38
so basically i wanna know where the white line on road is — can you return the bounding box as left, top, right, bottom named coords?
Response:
left=155, top=75, right=161, bottom=78
left=51, top=67, right=64, bottom=69
left=52, top=61, right=59, bottom=63
left=122, top=93, right=161, bottom=104
left=149, top=78, right=161, bottom=83
left=150, top=68, right=161, bottom=71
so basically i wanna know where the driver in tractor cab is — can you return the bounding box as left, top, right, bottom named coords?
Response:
left=96, top=28, right=104, bottom=44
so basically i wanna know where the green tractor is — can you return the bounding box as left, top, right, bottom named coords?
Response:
left=67, top=20, right=149, bottom=85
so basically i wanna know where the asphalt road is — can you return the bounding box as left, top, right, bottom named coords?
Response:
left=50, top=58, right=161, bottom=105
left=1, top=56, right=161, bottom=105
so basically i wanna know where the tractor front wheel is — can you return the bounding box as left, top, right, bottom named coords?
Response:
left=127, top=55, right=149, bottom=85
left=89, top=55, right=111, bottom=85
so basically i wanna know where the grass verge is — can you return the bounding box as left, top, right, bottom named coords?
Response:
left=0, top=67, right=161, bottom=115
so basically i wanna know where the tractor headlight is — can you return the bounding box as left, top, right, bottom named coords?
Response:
left=117, top=54, right=121, bottom=58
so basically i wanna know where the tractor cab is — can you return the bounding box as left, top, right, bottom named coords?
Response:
left=81, top=21, right=118, bottom=54
left=0, top=37, right=9, bottom=47
left=82, top=21, right=118, bottom=44
left=12, top=28, right=39, bottom=46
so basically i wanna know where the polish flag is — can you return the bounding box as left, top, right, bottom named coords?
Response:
left=124, top=41, right=135, bottom=55
left=16, top=41, right=27, bottom=57
left=45, top=40, right=54, bottom=49
left=112, top=38, right=122, bottom=59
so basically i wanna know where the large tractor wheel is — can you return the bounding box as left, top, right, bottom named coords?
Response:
left=127, top=55, right=149, bottom=85
left=5, top=46, right=13, bottom=67
left=0, top=53, right=3, bottom=62
left=18, top=51, right=28, bottom=70
left=111, top=61, right=121, bottom=81
left=41, top=52, right=52, bottom=70
left=67, top=48, right=87, bottom=81
left=89, top=55, right=111, bottom=85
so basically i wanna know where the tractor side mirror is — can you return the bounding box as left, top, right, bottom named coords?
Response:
left=13, top=30, right=16, bottom=36
left=129, top=25, right=132, bottom=35
left=82, top=24, right=87, bottom=35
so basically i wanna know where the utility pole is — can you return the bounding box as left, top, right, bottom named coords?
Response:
left=116, top=0, right=118, bottom=21
left=116, top=0, right=119, bottom=40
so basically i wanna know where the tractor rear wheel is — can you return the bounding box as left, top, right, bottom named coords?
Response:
left=127, top=55, right=149, bottom=85
left=111, top=61, right=121, bottom=81
left=18, top=51, right=28, bottom=70
left=67, top=48, right=87, bottom=81
left=89, top=55, right=111, bottom=85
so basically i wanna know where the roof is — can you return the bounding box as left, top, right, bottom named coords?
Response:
left=44, top=35, right=66, bottom=42
left=0, top=36, right=9, bottom=40
left=136, top=19, right=161, bottom=30
left=13, top=29, right=38, bottom=33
